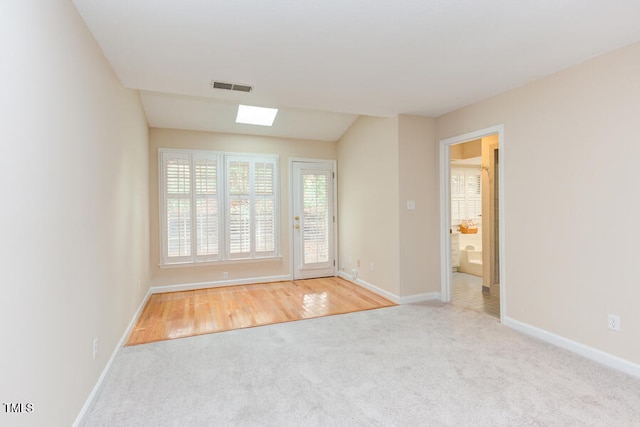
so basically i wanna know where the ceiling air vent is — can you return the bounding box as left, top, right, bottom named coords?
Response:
left=211, top=81, right=253, bottom=93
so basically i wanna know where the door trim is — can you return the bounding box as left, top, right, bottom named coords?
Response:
left=439, top=125, right=506, bottom=322
left=288, top=158, right=338, bottom=279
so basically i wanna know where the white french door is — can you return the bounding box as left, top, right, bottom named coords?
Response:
left=292, top=161, right=336, bottom=279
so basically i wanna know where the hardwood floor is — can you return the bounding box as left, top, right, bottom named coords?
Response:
left=127, top=276, right=396, bottom=346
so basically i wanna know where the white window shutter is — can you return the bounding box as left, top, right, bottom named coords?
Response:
left=227, top=158, right=251, bottom=258
left=161, top=151, right=192, bottom=263
left=254, top=160, right=277, bottom=257
left=160, top=149, right=279, bottom=265
left=451, top=167, right=482, bottom=225
left=194, top=154, right=221, bottom=261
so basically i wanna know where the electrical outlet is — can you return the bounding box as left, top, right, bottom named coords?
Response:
left=369, top=262, right=374, bottom=272
left=92, top=338, right=98, bottom=359
left=223, top=272, right=228, bottom=280
left=356, top=259, right=361, bottom=268
left=608, top=314, right=620, bottom=331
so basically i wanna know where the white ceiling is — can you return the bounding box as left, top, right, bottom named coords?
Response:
left=73, top=0, right=640, bottom=141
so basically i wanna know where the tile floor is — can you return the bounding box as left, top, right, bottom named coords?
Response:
left=451, top=272, right=500, bottom=318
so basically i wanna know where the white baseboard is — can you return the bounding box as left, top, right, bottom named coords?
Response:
left=337, top=272, right=440, bottom=305
left=73, top=287, right=153, bottom=427
left=150, top=274, right=292, bottom=294
left=399, top=292, right=442, bottom=304
left=504, top=316, right=640, bottom=379
left=338, top=271, right=399, bottom=303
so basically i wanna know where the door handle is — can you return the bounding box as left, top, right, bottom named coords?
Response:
left=294, top=224, right=300, bottom=229
left=294, top=216, right=300, bottom=221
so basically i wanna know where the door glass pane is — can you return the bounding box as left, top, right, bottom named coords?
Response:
left=302, top=172, right=329, bottom=264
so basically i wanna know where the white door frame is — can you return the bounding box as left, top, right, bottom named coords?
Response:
left=439, top=125, right=506, bottom=322
left=289, top=158, right=338, bottom=279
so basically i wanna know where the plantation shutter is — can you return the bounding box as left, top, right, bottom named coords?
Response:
left=465, top=172, right=482, bottom=220
left=226, top=155, right=278, bottom=259
left=451, top=171, right=465, bottom=225
left=254, top=160, right=277, bottom=257
left=160, top=149, right=279, bottom=265
left=194, top=154, right=220, bottom=261
left=227, top=158, right=251, bottom=258
left=162, top=151, right=192, bottom=263
left=451, top=167, right=482, bottom=225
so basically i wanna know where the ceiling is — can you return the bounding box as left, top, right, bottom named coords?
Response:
left=72, top=0, right=640, bottom=142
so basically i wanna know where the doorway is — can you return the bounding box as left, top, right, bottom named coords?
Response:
left=439, top=126, right=505, bottom=321
left=291, top=160, right=337, bottom=280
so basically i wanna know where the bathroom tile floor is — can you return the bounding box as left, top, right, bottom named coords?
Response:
left=451, top=272, right=500, bottom=319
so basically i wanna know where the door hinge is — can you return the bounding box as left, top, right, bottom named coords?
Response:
left=333, top=215, right=335, bottom=223
left=333, top=172, right=335, bottom=179
left=333, top=260, right=336, bottom=266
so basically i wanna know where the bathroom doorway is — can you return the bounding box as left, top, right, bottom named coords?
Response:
left=439, top=126, right=505, bottom=321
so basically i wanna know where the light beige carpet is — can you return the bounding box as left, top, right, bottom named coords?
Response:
left=82, top=301, right=640, bottom=426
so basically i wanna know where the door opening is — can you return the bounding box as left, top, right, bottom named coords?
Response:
left=440, top=126, right=505, bottom=321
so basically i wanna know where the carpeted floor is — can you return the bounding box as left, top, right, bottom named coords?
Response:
left=82, top=302, right=640, bottom=426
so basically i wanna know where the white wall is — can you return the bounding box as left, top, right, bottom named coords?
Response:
left=0, top=1, right=149, bottom=426
left=437, top=42, right=640, bottom=365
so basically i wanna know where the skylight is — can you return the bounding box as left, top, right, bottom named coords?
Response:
left=236, top=104, right=278, bottom=126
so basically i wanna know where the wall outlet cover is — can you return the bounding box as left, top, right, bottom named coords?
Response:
left=92, top=338, right=98, bottom=359
left=608, top=314, right=620, bottom=331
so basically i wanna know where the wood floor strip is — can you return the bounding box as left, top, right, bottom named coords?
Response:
left=127, top=276, right=396, bottom=346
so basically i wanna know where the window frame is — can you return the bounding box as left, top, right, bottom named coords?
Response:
left=159, top=148, right=280, bottom=266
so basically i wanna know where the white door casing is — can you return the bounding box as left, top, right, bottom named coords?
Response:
left=439, top=125, right=506, bottom=322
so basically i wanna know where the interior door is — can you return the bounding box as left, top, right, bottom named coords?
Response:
left=292, top=161, right=335, bottom=279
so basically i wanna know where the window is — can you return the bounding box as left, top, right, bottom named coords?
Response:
left=226, top=155, right=277, bottom=259
left=159, top=149, right=279, bottom=265
left=451, top=167, right=481, bottom=225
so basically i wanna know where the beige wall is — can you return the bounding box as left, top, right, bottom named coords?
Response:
left=149, top=128, right=336, bottom=287
left=481, top=135, right=498, bottom=288
left=398, top=115, right=439, bottom=296
left=337, top=116, right=400, bottom=295
left=451, top=139, right=482, bottom=160
left=337, top=115, right=438, bottom=298
left=0, top=1, right=150, bottom=426
left=437, top=42, right=640, bottom=364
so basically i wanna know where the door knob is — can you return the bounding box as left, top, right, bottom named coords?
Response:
left=294, top=216, right=300, bottom=220
left=294, top=224, right=300, bottom=229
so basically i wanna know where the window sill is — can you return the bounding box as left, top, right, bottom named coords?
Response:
left=159, top=256, right=282, bottom=269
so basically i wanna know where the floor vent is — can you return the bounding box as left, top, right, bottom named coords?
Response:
left=211, top=81, right=253, bottom=92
